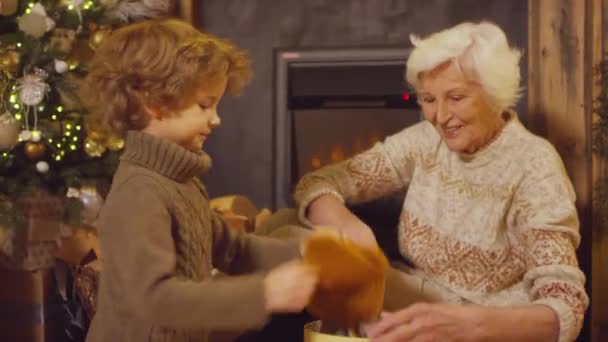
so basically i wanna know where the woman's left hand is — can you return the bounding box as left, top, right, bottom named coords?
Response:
left=365, top=303, right=486, bottom=342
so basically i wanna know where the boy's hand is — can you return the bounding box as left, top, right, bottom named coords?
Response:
left=263, top=260, right=318, bottom=313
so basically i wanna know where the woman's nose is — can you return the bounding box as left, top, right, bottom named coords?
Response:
left=436, top=101, right=450, bottom=125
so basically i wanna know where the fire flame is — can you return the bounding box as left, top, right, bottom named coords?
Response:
left=309, top=133, right=383, bottom=170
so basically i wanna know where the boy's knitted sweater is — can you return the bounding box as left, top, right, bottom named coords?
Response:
left=87, top=131, right=298, bottom=342
left=295, top=113, right=588, bottom=342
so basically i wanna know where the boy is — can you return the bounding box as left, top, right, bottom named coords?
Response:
left=81, top=18, right=318, bottom=342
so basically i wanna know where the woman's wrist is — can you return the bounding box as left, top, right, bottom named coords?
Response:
left=471, top=305, right=498, bottom=342
left=472, top=305, right=559, bottom=342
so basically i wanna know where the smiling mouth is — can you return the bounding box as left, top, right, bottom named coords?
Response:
left=442, top=125, right=463, bottom=138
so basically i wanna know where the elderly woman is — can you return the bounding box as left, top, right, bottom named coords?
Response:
left=293, top=21, right=588, bottom=342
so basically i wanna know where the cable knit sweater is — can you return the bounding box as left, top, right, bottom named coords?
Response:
left=294, top=112, right=588, bottom=342
left=87, top=131, right=299, bottom=342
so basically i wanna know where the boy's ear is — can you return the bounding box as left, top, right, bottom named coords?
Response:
left=143, top=104, right=161, bottom=120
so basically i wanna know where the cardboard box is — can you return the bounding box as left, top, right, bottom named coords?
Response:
left=0, top=191, right=64, bottom=270
left=0, top=268, right=63, bottom=342
left=304, top=321, right=368, bottom=342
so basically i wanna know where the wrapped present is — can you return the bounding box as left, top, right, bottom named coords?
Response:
left=0, top=191, right=67, bottom=270
left=210, top=195, right=260, bottom=233
left=0, top=268, right=64, bottom=342
left=54, top=226, right=101, bottom=267
left=16, top=191, right=65, bottom=243
left=210, top=195, right=274, bottom=233
left=304, top=321, right=368, bottom=342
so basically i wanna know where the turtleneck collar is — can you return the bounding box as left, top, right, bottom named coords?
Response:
left=120, top=131, right=211, bottom=182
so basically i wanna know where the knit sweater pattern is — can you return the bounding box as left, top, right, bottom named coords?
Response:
left=295, top=113, right=589, bottom=342
left=87, top=131, right=298, bottom=342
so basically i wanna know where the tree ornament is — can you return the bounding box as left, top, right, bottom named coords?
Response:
left=0, top=0, right=18, bottom=15
left=78, top=186, right=104, bottom=225
left=30, top=130, right=42, bottom=142
left=86, top=127, right=105, bottom=142
left=88, top=29, right=111, bottom=50
left=106, top=135, right=125, bottom=151
left=17, top=72, right=49, bottom=135
left=0, top=46, right=20, bottom=74
left=24, top=142, right=47, bottom=160
left=103, top=0, right=171, bottom=22
left=35, top=161, right=49, bottom=173
left=17, top=4, right=56, bottom=38
left=0, top=111, right=20, bottom=150
left=18, top=74, right=48, bottom=107
left=54, top=60, right=69, bottom=74
left=19, top=130, right=32, bottom=141
left=84, top=137, right=106, bottom=157
left=66, top=185, right=104, bottom=225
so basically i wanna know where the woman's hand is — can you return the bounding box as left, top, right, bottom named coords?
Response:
left=366, top=303, right=485, bottom=342
left=308, top=195, right=378, bottom=248
left=263, top=260, right=318, bottom=313
left=329, top=221, right=378, bottom=249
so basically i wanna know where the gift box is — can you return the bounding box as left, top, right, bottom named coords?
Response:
left=0, top=268, right=63, bottom=342
left=0, top=191, right=65, bottom=270
left=304, top=321, right=368, bottom=342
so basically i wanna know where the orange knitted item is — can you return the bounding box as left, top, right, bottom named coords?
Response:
left=303, top=233, right=389, bottom=329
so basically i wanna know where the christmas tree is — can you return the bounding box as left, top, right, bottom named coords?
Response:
left=0, top=1, right=171, bottom=234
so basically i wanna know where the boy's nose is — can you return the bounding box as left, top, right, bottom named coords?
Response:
left=209, top=113, right=221, bottom=127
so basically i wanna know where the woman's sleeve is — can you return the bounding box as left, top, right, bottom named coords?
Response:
left=294, top=121, right=432, bottom=226
left=510, top=145, right=589, bottom=342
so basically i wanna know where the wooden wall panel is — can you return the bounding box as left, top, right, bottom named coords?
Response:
left=591, top=0, right=608, bottom=340
left=528, top=0, right=606, bottom=340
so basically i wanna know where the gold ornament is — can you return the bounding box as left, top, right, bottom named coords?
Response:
left=105, top=135, right=125, bottom=151
left=84, top=137, right=106, bottom=157
left=0, top=111, right=20, bottom=151
left=24, top=142, right=47, bottom=160
left=88, top=29, right=111, bottom=51
left=0, top=46, right=20, bottom=74
left=0, top=0, right=18, bottom=15
left=86, top=129, right=105, bottom=142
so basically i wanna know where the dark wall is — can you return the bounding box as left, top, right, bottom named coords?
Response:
left=200, top=0, right=528, bottom=209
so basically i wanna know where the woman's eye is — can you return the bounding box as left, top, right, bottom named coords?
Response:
left=449, top=96, right=465, bottom=101
left=423, top=97, right=435, bottom=104
left=199, top=103, right=209, bottom=109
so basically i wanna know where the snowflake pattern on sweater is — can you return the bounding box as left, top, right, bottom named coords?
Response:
left=295, top=112, right=588, bottom=342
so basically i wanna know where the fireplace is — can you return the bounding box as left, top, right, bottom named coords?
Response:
left=273, top=47, right=421, bottom=210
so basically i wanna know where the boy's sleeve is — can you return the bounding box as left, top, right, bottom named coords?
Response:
left=210, top=211, right=301, bottom=274
left=100, top=177, right=275, bottom=331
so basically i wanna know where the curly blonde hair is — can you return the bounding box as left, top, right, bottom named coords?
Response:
left=81, top=18, right=252, bottom=136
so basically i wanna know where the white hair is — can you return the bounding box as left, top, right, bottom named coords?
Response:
left=406, top=21, right=522, bottom=112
